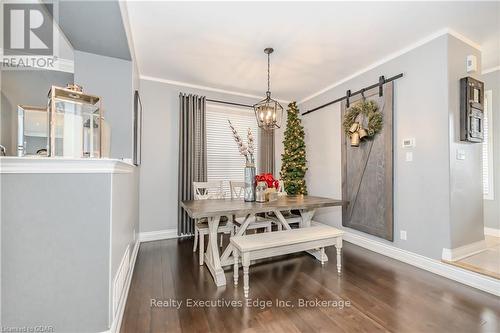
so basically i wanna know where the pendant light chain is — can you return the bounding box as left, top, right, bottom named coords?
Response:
left=267, top=51, right=271, bottom=94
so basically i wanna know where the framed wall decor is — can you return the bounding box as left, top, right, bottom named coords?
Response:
left=133, top=90, right=142, bottom=166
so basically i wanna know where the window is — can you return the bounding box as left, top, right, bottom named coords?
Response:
left=483, top=90, right=494, bottom=200
left=206, top=103, right=259, bottom=197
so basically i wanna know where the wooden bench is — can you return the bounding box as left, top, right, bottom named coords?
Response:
left=231, top=224, right=344, bottom=297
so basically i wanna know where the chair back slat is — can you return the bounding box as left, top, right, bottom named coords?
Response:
left=193, top=181, right=224, bottom=200
left=229, top=181, right=245, bottom=199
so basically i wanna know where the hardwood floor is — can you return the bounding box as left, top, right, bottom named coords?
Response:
left=121, top=237, right=500, bottom=333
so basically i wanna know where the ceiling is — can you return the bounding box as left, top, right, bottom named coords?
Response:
left=126, top=1, right=499, bottom=102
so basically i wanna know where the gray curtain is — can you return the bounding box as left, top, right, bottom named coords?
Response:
left=178, top=93, right=207, bottom=235
left=258, top=128, right=275, bottom=174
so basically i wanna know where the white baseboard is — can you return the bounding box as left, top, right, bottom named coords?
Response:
left=139, top=228, right=179, bottom=243
left=442, top=239, right=487, bottom=261
left=484, top=227, right=500, bottom=237
left=107, top=240, right=140, bottom=333
left=343, top=231, right=500, bottom=296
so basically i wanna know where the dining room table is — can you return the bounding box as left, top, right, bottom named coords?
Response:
left=181, top=195, right=344, bottom=287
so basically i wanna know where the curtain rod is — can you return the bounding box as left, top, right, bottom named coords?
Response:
left=206, top=98, right=253, bottom=108
left=302, top=73, right=404, bottom=116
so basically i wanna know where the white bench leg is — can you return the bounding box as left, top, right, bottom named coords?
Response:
left=199, top=232, right=204, bottom=266
left=242, top=253, right=250, bottom=298
left=335, top=237, right=342, bottom=275
left=233, top=251, right=239, bottom=285
left=320, top=248, right=326, bottom=265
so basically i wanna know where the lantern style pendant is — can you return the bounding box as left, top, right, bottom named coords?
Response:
left=254, top=48, right=283, bottom=130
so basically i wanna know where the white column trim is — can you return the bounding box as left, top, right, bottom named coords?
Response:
left=0, top=157, right=135, bottom=174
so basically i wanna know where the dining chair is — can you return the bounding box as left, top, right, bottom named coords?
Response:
left=192, top=181, right=234, bottom=266
left=229, top=181, right=272, bottom=233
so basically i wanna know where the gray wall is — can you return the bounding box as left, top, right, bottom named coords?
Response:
left=0, top=69, right=74, bottom=156
left=1, top=173, right=111, bottom=332
left=482, top=70, right=500, bottom=230
left=288, top=34, right=479, bottom=259
left=74, top=51, right=134, bottom=159
left=139, top=79, right=258, bottom=232
left=447, top=37, right=484, bottom=248
left=0, top=168, right=139, bottom=332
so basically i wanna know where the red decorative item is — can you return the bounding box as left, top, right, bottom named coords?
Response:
left=255, top=173, right=279, bottom=189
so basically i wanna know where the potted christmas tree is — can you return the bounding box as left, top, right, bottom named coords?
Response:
left=280, top=102, right=308, bottom=196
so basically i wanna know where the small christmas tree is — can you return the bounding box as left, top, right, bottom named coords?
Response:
left=280, top=101, right=308, bottom=195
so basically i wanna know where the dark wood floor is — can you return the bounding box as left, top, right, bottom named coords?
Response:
left=121, top=237, right=500, bottom=333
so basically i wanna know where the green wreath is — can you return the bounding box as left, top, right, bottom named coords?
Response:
left=342, top=100, right=383, bottom=138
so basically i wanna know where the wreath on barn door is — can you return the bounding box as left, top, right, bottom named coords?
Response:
left=342, top=100, right=383, bottom=147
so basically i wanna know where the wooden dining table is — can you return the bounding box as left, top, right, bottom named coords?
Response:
left=181, top=195, right=344, bottom=287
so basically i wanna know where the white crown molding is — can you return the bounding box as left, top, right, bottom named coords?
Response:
left=0, top=157, right=135, bottom=174
left=55, top=57, right=74, bottom=73
left=140, top=75, right=262, bottom=100
left=139, top=228, right=179, bottom=243
left=484, top=227, right=500, bottom=237
left=140, top=75, right=290, bottom=104
left=343, top=231, right=500, bottom=296
left=482, top=66, right=500, bottom=75
left=442, top=239, right=488, bottom=261
left=447, top=29, right=482, bottom=51
left=299, top=28, right=482, bottom=104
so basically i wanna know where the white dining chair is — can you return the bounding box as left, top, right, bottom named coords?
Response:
left=229, top=181, right=272, bottom=233
left=192, top=181, right=234, bottom=266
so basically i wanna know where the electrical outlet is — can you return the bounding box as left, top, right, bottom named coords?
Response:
left=400, top=230, right=407, bottom=240
left=456, top=149, right=466, bottom=160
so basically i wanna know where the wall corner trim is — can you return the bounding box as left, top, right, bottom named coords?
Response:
left=139, top=228, right=179, bottom=243
left=105, top=240, right=140, bottom=333
left=441, top=240, right=488, bottom=261
left=484, top=227, right=500, bottom=237
left=343, top=231, right=499, bottom=296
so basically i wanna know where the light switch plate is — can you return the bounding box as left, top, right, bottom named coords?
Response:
left=400, top=230, right=407, bottom=240
left=405, top=152, right=413, bottom=162
left=456, top=149, right=466, bottom=160
left=466, top=55, right=477, bottom=73
left=402, top=138, right=416, bottom=148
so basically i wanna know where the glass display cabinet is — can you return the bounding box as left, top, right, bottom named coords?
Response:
left=47, top=84, right=102, bottom=158
left=17, top=105, right=50, bottom=156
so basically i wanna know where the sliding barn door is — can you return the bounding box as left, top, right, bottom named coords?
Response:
left=341, top=82, right=394, bottom=241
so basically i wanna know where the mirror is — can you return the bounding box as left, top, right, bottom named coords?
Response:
left=17, top=105, right=50, bottom=156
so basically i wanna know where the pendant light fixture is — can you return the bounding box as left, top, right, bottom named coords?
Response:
left=253, top=47, right=283, bottom=130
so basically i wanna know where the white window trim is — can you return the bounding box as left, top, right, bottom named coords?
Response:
left=483, top=90, right=494, bottom=200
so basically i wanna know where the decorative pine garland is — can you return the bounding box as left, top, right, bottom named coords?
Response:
left=342, top=100, right=383, bottom=139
